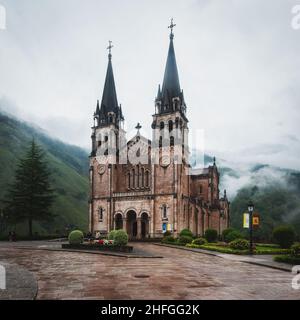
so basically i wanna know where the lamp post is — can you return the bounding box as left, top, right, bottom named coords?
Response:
left=248, top=200, right=254, bottom=255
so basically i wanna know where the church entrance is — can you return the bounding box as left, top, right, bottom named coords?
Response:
left=127, top=210, right=137, bottom=239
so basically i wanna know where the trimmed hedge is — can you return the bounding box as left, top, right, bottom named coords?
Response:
left=178, top=235, right=193, bottom=245
left=162, top=236, right=176, bottom=243
left=229, top=239, right=249, bottom=250
left=179, top=229, right=193, bottom=237
left=274, top=254, right=300, bottom=265
left=291, top=243, right=300, bottom=255
left=192, top=237, right=207, bottom=246
left=108, top=230, right=118, bottom=240
left=204, top=229, right=218, bottom=243
left=114, top=230, right=128, bottom=246
left=225, top=230, right=244, bottom=243
left=68, top=230, right=84, bottom=245
left=272, top=225, right=296, bottom=248
left=222, top=228, right=236, bottom=241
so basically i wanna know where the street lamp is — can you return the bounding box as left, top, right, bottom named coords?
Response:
left=248, top=200, right=254, bottom=255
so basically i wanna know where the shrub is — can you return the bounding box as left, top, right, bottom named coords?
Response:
left=163, top=231, right=172, bottom=237
left=192, top=237, right=207, bottom=246
left=162, top=235, right=176, bottom=243
left=229, top=238, right=249, bottom=250
left=204, top=229, right=218, bottom=243
left=291, top=243, right=300, bottom=255
left=178, top=235, right=193, bottom=245
left=274, top=255, right=300, bottom=264
left=179, top=229, right=193, bottom=237
left=113, top=230, right=128, bottom=246
left=272, top=225, right=296, bottom=248
left=68, top=230, right=84, bottom=245
left=225, top=230, right=244, bottom=243
left=108, top=230, right=118, bottom=240
left=222, top=228, right=236, bottom=241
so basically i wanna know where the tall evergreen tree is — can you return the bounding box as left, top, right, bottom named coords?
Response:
left=6, top=140, right=55, bottom=237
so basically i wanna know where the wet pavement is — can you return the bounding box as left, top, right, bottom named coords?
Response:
left=0, top=242, right=299, bottom=300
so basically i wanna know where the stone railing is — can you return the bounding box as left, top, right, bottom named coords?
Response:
left=113, top=190, right=152, bottom=198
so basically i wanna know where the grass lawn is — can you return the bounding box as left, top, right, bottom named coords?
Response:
left=162, top=240, right=291, bottom=255
left=274, top=255, right=300, bottom=264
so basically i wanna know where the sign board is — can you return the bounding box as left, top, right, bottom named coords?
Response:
left=253, top=213, right=260, bottom=227
left=243, top=213, right=249, bottom=228
left=167, top=223, right=173, bottom=232
left=162, top=223, right=167, bottom=233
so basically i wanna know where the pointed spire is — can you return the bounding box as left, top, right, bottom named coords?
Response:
left=95, top=99, right=100, bottom=114
left=99, top=41, right=119, bottom=120
left=156, top=19, right=185, bottom=114
left=156, top=84, right=162, bottom=100
left=161, top=21, right=181, bottom=102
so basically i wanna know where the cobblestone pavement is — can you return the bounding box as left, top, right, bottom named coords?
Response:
left=0, top=261, right=37, bottom=300
left=0, top=242, right=299, bottom=300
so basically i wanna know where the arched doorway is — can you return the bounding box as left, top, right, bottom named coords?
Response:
left=115, top=213, right=123, bottom=230
left=127, top=210, right=137, bottom=239
left=141, top=212, right=149, bottom=239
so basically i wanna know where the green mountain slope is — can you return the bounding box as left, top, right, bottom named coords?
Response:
left=0, top=112, right=89, bottom=236
left=230, top=172, right=300, bottom=240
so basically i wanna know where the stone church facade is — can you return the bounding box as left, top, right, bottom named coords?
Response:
left=89, top=24, right=229, bottom=239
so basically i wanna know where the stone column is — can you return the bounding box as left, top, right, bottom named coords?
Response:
left=122, top=218, right=127, bottom=233
left=137, top=217, right=142, bottom=239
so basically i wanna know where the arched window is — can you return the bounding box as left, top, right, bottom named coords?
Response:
left=159, top=136, right=162, bottom=148
left=168, top=120, right=173, bottom=132
left=145, top=170, right=149, bottom=188
left=127, top=172, right=131, bottom=189
left=98, top=208, right=104, bottom=222
left=200, top=185, right=203, bottom=194
left=141, top=167, right=145, bottom=187
left=132, top=169, right=135, bottom=188
left=160, top=122, right=164, bottom=130
left=137, top=166, right=140, bottom=188
left=170, top=136, right=174, bottom=146
left=162, top=205, right=167, bottom=219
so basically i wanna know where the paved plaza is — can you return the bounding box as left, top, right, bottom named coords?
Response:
left=0, top=242, right=299, bottom=300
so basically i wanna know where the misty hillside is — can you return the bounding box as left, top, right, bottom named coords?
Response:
left=214, top=157, right=300, bottom=239
left=0, top=111, right=89, bottom=235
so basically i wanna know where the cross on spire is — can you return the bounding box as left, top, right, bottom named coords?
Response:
left=107, top=40, right=113, bottom=58
left=168, top=18, right=176, bottom=39
left=135, top=122, right=142, bottom=131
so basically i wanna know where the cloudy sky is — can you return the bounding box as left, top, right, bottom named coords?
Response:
left=0, top=0, right=300, bottom=169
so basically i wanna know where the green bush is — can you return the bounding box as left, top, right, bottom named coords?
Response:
left=204, top=229, right=218, bottom=243
left=163, top=231, right=172, bottom=237
left=114, top=230, right=128, bottom=246
left=108, top=230, right=118, bottom=240
left=272, top=225, right=296, bottom=248
left=222, top=228, right=236, bottom=241
left=68, top=230, right=84, bottom=245
left=179, top=229, right=193, bottom=237
left=229, top=238, right=250, bottom=250
left=225, top=230, right=244, bottom=243
left=192, top=237, right=207, bottom=246
left=162, top=235, right=176, bottom=243
left=178, top=235, right=193, bottom=245
left=291, top=243, right=300, bottom=255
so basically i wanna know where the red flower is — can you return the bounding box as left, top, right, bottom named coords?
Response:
left=98, top=239, right=104, bottom=245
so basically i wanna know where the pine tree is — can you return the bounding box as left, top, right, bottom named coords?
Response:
left=6, top=140, right=55, bottom=237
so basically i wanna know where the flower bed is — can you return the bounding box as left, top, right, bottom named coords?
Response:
left=62, top=241, right=133, bottom=253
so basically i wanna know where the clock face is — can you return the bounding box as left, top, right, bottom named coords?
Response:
left=161, top=155, right=170, bottom=167
left=97, top=164, right=106, bottom=175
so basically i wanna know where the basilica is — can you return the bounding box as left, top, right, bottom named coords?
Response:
left=89, top=22, right=230, bottom=239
